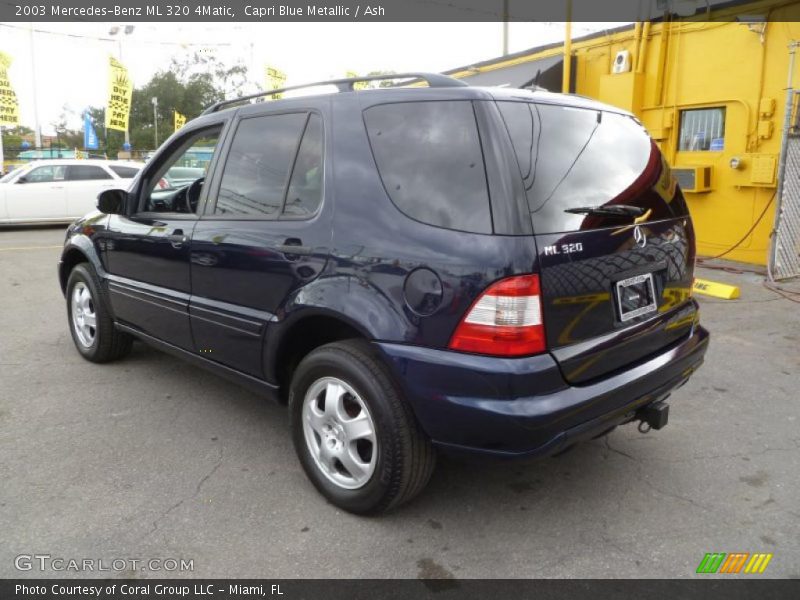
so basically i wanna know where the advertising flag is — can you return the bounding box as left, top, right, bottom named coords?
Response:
left=0, top=51, right=20, bottom=126
left=174, top=111, right=186, bottom=132
left=83, top=112, right=99, bottom=150
left=105, top=56, right=132, bottom=132
left=264, top=66, right=286, bottom=99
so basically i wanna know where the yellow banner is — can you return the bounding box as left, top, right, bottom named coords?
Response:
left=264, top=65, right=286, bottom=99
left=105, top=56, right=132, bottom=132
left=174, top=111, right=186, bottom=132
left=0, top=51, right=20, bottom=127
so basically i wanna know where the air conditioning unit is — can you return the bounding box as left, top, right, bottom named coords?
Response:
left=612, top=50, right=632, bottom=74
left=674, top=166, right=713, bottom=193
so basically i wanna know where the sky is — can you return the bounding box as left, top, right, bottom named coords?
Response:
left=0, top=21, right=627, bottom=135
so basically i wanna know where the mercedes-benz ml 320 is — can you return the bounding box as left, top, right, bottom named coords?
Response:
left=58, top=73, right=709, bottom=514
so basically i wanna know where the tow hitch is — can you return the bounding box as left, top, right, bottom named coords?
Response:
left=636, top=400, right=669, bottom=433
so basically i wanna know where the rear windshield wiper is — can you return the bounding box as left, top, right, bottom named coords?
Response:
left=564, top=204, right=647, bottom=217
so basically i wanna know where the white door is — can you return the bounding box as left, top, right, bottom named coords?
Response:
left=64, top=164, right=116, bottom=217
left=5, top=164, right=68, bottom=220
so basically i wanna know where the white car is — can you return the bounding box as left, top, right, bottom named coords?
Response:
left=0, top=159, right=142, bottom=224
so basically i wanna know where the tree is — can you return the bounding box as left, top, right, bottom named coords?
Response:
left=51, top=104, right=83, bottom=151
left=365, top=70, right=398, bottom=89
left=86, top=50, right=257, bottom=155
left=169, top=50, right=257, bottom=99
left=1, top=125, right=34, bottom=148
left=128, top=70, right=221, bottom=151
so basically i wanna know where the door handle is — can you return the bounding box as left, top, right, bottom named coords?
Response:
left=276, top=238, right=313, bottom=256
left=167, top=229, right=188, bottom=248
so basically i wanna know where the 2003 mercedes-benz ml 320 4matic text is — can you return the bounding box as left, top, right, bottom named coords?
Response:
left=58, top=73, right=709, bottom=514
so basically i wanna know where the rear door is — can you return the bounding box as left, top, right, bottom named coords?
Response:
left=64, top=164, right=116, bottom=217
left=190, top=106, right=330, bottom=377
left=497, top=100, right=697, bottom=383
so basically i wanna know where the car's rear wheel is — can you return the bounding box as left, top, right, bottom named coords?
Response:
left=289, top=339, right=436, bottom=514
left=66, top=263, right=132, bottom=363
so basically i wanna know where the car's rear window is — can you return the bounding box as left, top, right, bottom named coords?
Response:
left=497, top=101, right=687, bottom=234
left=364, top=100, right=492, bottom=234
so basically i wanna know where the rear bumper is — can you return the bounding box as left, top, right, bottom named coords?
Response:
left=376, top=325, right=709, bottom=458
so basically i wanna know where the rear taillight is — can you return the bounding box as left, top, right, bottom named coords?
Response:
left=448, top=274, right=546, bottom=357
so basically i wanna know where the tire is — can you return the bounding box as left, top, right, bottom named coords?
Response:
left=289, top=339, right=436, bottom=514
left=66, top=263, right=133, bottom=363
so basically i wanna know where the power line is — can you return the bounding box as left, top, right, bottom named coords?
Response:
left=0, top=23, right=233, bottom=46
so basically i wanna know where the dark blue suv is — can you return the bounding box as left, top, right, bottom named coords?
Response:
left=59, top=73, right=709, bottom=514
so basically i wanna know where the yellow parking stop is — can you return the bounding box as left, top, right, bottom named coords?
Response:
left=693, top=278, right=741, bottom=300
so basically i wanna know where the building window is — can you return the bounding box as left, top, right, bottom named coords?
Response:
left=679, top=107, right=726, bottom=151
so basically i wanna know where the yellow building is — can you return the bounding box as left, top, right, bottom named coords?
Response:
left=448, top=1, right=800, bottom=266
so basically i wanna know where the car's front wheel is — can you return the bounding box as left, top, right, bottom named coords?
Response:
left=66, top=263, right=132, bottom=362
left=289, top=339, right=436, bottom=514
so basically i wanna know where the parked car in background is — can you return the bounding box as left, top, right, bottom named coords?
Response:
left=0, top=159, right=142, bottom=225
left=161, top=166, right=207, bottom=189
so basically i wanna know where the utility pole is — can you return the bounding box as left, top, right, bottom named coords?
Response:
left=502, top=0, right=509, bottom=56
left=28, top=24, right=42, bottom=149
left=562, top=0, right=573, bottom=93
left=152, top=97, right=158, bottom=149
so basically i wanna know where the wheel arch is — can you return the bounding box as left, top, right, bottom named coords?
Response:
left=58, top=236, right=107, bottom=296
left=264, top=308, right=373, bottom=403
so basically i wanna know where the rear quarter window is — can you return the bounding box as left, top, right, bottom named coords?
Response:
left=364, top=100, right=492, bottom=234
left=497, top=101, right=687, bottom=233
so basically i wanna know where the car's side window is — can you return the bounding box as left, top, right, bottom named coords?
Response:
left=109, top=166, right=140, bottom=178
left=66, top=165, right=113, bottom=181
left=141, top=128, right=222, bottom=214
left=364, top=100, right=493, bottom=234
left=214, top=112, right=308, bottom=217
left=283, top=113, right=324, bottom=218
left=24, top=165, right=66, bottom=183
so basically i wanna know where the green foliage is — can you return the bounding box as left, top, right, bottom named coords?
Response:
left=86, top=50, right=256, bottom=156
left=365, top=70, right=398, bottom=88
left=1, top=125, right=34, bottom=149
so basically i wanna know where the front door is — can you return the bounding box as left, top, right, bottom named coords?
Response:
left=105, top=124, right=226, bottom=350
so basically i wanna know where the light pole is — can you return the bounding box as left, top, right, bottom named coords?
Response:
left=28, top=24, right=42, bottom=149
left=502, top=0, right=509, bottom=56
left=151, top=97, right=158, bottom=149
left=108, top=25, right=135, bottom=147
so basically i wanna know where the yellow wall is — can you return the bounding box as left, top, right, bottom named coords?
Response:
left=459, top=1, right=800, bottom=265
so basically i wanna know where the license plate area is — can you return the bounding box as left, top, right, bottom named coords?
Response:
left=615, top=273, right=657, bottom=322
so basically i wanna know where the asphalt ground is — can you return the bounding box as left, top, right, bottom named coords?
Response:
left=1, top=225, right=798, bottom=579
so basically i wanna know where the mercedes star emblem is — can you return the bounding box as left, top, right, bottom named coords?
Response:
left=633, top=225, right=647, bottom=248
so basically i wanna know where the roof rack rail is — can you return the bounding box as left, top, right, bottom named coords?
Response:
left=201, top=72, right=468, bottom=115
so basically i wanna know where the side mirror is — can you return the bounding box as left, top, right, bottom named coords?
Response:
left=97, top=189, right=128, bottom=215
left=16, top=176, right=27, bottom=184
